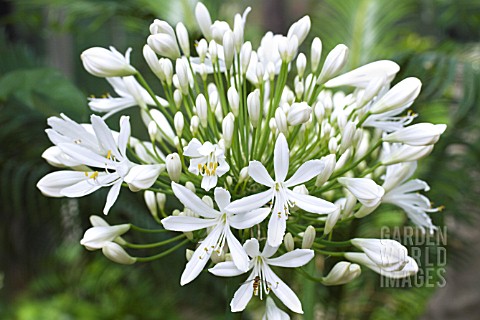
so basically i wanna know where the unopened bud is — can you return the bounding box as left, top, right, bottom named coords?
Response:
left=223, top=30, right=235, bottom=70
left=322, top=261, right=361, bottom=286
left=317, top=44, right=348, bottom=84
left=195, top=94, right=208, bottom=127
left=247, top=89, right=261, bottom=127
left=296, top=53, right=307, bottom=78
left=176, top=22, right=190, bottom=57
left=227, top=86, right=240, bottom=116
left=311, top=37, right=322, bottom=73
left=302, top=226, right=316, bottom=249
left=202, top=195, right=214, bottom=208
left=174, top=112, right=184, bottom=136
left=223, top=113, right=235, bottom=149
left=190, top=115, right=200, bottom=135
left=287, top=102, right=312, bottom=126
left=284, top=233, right=295, bottom=252
left=275, top=108, right=288, bottom=134
left=166, top=153, right=181, bottom=182
left=144, top=190, right=157, bottom=218
left=185, top=181, right=196, bottom=193
left=239, top=167, right=249, bottom=182
left=102, top=242, right=136, bottom=265
left=148, top=121, right=157, bottom=141
left=315, top=154, right=336, bottom=186
left=240, top=42, right=252, bottom=74
left=186, top=249, right=194, bottom=261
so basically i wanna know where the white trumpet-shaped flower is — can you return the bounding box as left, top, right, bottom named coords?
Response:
left=337, top=177, right=385, bottom=208
left=80, top=217, right=130, bottom=251
left=37, top=115, right=162, bottom=214
left=350, top=238, right=410, bottom=272
left=184, top=138, right=230, bottom=191
left=382, top=162, right=440, bottom=233
left=88, top=76, right=168, bottom=119
left=322, top=261, right=361, bottom=286
left=162, top=183, right=270, bottom=285
left=209, top=238, right=313, bottom=314
left=345, top=252, right=418, bottom=279
left=383, top=123, right=447, bottom=146
left=226, top=134, right=337, bottom=246
left=81, top=46, right=137, bottom=78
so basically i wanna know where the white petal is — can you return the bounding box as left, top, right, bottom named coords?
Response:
left=58, top=143, right=114, bottom=169
left=284, top=159, right=323, bottom=187
left=267, top=210, right=287, bottom=247
left=243, top=238, right=260, bottom=257
left=262, top=243, right=280, bottom=258
left=61, top=174, right=117, bottom=198
left=214, top=187, right=231, bottom=212
left=249, top=161, right=274, bottom=186
left=180, top=225, right=223, bottom=285
left=266, top=249, right=314, bottom=268
left=264, top=297, right=290, bottom=320
left=201, top=174, right=218, bottom=191
left=91, top=115, right=121, bottom=159
left=37, top=171, right=93, bottom=197
left=103, top=181, right=122, bottom=214
left=209, top=261, right=247, bottom=277
left=124, top=164, right=162, bottom=191
left=226, top=190, right=273, bottom=214
left=226, top=229, right=250, bottom=272
left=230, top=272, right=255, bottom=312
left=161, top=216, right=217, bottom=232
left=183, top=138, right=203, bottom=157
left=264, top=265, right=303, bottom=314
left=117, top=116, right=131, bottom=157
left=286, top=190, right=337, bottom=214
left=229, top=208, right=271, bottom=230
left=274, top=133, right=290, bottom=182
left=172, top=182, right=219, bottom=218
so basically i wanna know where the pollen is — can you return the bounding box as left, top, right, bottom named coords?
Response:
left=106, top=150, right=112, bottom=159
left=89, top=171, right=99, bottom=180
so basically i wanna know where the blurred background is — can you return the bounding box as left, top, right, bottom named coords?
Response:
left=0, top=0, right=479, bottom=319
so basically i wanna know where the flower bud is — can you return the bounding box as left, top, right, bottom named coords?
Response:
left=160, top=58, right=173, bottom=85
left=296, top=53, right=307, bottom=78
left=284, top=233, right=295, bottom=252
left=144, top=190, right=158, bottom=219
left=322, top=261, right=361, bottom=285
left=186, top=249, right=194, bottom=261
left=156, top=193, right=166, bottom=212
left=174, top=112, right=184, bottom=136
left=269, top=118, right=277, bottom=134
left=233, top=12, right=247, bottom=51
left=195, top=94, right=208, bottom=127
left=340, top=121, right=356, bottom=153
left=295, top=81, right=304, bottom=100
left=247, top=89, right=261, bottom=127
left=81, top=47, right=137, bottom=78
left=356, top=76, right=386, bottom=108
left=148, top=121, right=157, bottom=141
left=223, top=30, right=235, bottom=70
left=202, top=195, right=214, bottom=208
left=275, top=108, right=288, bottom=134
left=190, top=116, right=200, bottom=135
left=175, top=58, right=190, bottom=94
left=239, top=167, right=249, bottom=183
left=176, top=22, right=190, bottom=57
left=195, top=2, right=212, bottom=40
left=208, top=40, right=218, bottom=62
left=311, top=37, right=322, bottom=73
left=227, top=86, right=240, bottom=116
left=328, top=137, right=338, bottom=154
left=317, top=44, right=349, bottom=84
left=267, top=61, right=276, bottom=81
left=324, top=204, right=341, bottom=235
left=211, top=20, right=230, bottom=43
left=302, top=225, right=316, bottom=249
left=240, top=42, right=252, bottom=74
left=102, top=242, right=136, bottom=265
left=143, top=45, right=163, bottom=80
left=196, top=39, right=208, bottom=62
left=147, top=31, right=180, bottom=60
left=166, top=153, right=182, bottom=182
left=338, top=177, right=385, bottom=207
left=383, top=123, right=447, bottom=146
left=222, top=113, right=235, bottom=149
left=287, top=15, right=311, bottom=45
left=350, top=238, right=410, bottom=272
left=173, top=89, right=182, bottom=108
left=287, top=102, right=312, bottom=126
left=370, top=77, right=422, bottom=114
left=185, top=181, right=196, bottom=193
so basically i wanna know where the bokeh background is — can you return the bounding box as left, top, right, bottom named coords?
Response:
left=0, top=0, right=479, bottom=319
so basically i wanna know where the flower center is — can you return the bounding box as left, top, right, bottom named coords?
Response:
left=197, top=152, right=219, bottom=176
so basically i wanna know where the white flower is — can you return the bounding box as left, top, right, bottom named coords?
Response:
left=209, top=238, right=313, bottom=314
left=317, top=44, right=349, bottom=84
left=37, top=115, right=162, bottom=214
left=226, top=134, right=337, bottom=246
left=102, top=242, right=137, bottom=265
left=383, top=123, right=447, bottom=146
left=162, top=183, right=271, bottom=285
left=381, top=143, right=434, bottom=165
left=88, top=76, right=168, bottom=119
left=350, top=238, right=410, bottom=272
left=382, top=162, right=439, bottom=233
left=345, top=252, right=418, bottom=279
left=81, top=46, right=137, bottom=78
left=184, top=138, right=230, bottom=191
left=263, top=297, right=290, bottom=320
left=286, top=102, right=312, bottom=126
left=322, top=261, right=361, bottom=286
left=337, top=177, right=385, bottom=207
left=80, top=220, right=130, bottom=250
left=369, top=77, right=422, bottom=114
left=324, top=60, right=400, bottom=88
left=147, top=20, right=180, bottom=60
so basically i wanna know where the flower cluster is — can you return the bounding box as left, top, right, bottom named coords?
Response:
left=37, top=2, right=446, bottom=317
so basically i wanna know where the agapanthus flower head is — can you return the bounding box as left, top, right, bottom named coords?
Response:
left=38, top=1, right=447, bottom=316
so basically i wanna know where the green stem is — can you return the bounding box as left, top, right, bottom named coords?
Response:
left=124, top=234, right=186, bottom=249
left=136, top=239, right=189, bottom=262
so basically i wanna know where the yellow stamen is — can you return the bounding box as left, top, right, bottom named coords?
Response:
left=106, top=150, right=112, bottom=160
